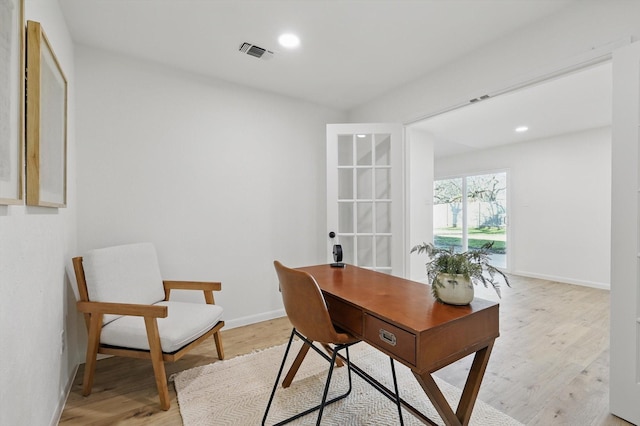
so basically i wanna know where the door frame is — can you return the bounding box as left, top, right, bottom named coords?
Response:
left=609, top=40, right=640, bottom=424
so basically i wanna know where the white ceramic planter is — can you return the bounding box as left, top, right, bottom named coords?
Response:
left=433, top=273, right=474, bottom=305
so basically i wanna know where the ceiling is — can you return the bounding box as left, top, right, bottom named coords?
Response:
left=412, top=61, right=612, bottom=158
left=59, top=0, right=577, bottom=111
left=59, top=0, right=608, bottom=157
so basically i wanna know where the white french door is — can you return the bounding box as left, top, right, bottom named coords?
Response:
left=610, top=40, right=640, bottom=425
left=326, top=123, right=404, bottom=276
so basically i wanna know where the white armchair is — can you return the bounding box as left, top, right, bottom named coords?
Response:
left=72, top=242, right=224, bottom=410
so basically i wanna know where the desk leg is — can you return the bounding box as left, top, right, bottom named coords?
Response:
left=456, top=340, right=494, bottom=425
left=282, top=342, right=311, bottom=388
left=413, top=340, right=495, bottom=426
left=413, top=372, right=460, bottom=426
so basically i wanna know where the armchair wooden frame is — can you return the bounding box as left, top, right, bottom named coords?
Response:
left=72, top=256, right=225, bottom=410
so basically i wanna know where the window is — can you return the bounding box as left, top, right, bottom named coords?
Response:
left=433, top=172, right=507, bottom=268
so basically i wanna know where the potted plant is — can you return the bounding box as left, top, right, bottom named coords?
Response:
left=410, top=241, right=510, bottom=305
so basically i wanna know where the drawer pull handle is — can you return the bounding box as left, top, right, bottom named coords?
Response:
left=379, top=328, right=397, bottom=346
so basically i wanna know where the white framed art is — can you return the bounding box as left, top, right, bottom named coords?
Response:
left=25, top=20, right=68, bottom=208
left=0, top=0, right=25, bottom=205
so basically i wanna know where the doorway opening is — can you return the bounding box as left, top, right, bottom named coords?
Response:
left=408, top=60, right=611, bottom=283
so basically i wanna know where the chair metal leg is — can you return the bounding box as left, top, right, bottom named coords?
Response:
left=334, top=350, right=406, bottom=425
left=322, top=343, right=344, bottom=367
left=264, top=332, right=407, bottom=425
left=315, top=345, right=341, bottom=424
left=263, top=329, right=355, bottom=426
left=263, top=329, right=297, bottom=426
left=390, top=357, right=404, bottom=426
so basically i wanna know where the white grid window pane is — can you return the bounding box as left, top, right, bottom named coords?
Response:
left=375, top=168, right=391, bottom=199
left=376, top=236, right=391, bottom=268
left=338, top=169, right=353, bottom=200
left=338, top=135, right=353, bottom=166
left=357, top=236, right=373, bottom=267
left=338, top=203, right=354, bottom=233
left=375, top=202, right=391, bottom=233
left=357, top=202, right=373, bottom=233
left=356, top=135, right=373, bottom=165
left=375, top=134, right=391, bottom=166
left=339, top=236, right=354, bottom=264
left=357, top=168, right=372, bottom=200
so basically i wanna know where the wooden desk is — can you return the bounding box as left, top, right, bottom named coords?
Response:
left=296, top=264, right=499, bottom=426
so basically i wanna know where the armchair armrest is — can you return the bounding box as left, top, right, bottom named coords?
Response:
left=76, top=301, right=168, bottom=318
left=163, top=280, right=222, bottom=291
left=162, top=280, right=222, bottom=304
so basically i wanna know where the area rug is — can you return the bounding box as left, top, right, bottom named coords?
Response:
left=173, top=339, right=523, bottom=425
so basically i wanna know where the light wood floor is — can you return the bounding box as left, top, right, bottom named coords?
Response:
left=59, top=275, right=631, bottom=425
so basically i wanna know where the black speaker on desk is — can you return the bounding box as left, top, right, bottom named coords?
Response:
left=329, top=232, right=345, bottom=268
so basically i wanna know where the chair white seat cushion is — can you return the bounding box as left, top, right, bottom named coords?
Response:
left=100, top=301, right=224, bottom=353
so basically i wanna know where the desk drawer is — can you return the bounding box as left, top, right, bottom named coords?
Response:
left=364, top=314, right=416, bottom=365
left=325, top=294, right=363, bottom=336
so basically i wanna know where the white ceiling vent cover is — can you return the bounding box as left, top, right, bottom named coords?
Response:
left=239, top=42, right=274, bottom=60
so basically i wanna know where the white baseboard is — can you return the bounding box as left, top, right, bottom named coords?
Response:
left=223, top=308, right=286, bottom=330
left=51, top=363, right=79, bottom=426
left=512, top=270, right=610, bottom=290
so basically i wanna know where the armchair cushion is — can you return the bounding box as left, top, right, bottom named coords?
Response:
left=100, top=301, right=224, bottom=352
left=83, top=243, right=166, bottom=325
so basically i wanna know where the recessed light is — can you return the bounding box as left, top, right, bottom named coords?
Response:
left=515, top=126, right=529, bottom=133
left=356, top=134, right=367, bottom=138
left=278, top=33, right=300, bottom=49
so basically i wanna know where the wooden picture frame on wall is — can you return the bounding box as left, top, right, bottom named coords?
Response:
left=0, top=0, right=25, bottom=205
left=26, top=20, right=67, bottom=208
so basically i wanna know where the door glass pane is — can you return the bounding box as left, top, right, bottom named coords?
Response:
left=357, top=168, right=372, bottom=199
left=375, top=168, right=391, bottom=199
left=466, top=173, right=507, bottom=268
left=357, top=202, right=373, bottom=233
left=375, top=202, right=391, bottom=233
left=433, top=178, right=463, bottom=252
left=357, top=236, right=373, bottom=266
left=338, top=203, right=354, bottom=233
left=338, top=169, right=353, bottom=199
left=375, top=134, right=391, bottom=166
left=337, top=135, right=353, bottom=166
left=376, top=236, right=391, bottom=268
left=356, top=135, right=373, bottom=165
left=339, top=236, right=354, bottom=264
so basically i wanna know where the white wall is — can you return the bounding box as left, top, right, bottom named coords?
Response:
left=406, top=128, right=434, bottom=282
left=435, top=127, right=611, bottom=288
left=74, top=46, right=346, bottom=331
left=0, top=1, right=77, bottom=425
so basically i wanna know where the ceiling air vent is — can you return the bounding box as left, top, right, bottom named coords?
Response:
left=239, top=42, right=274, bottom=60
left=470, top=94, right=491, bottom=103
